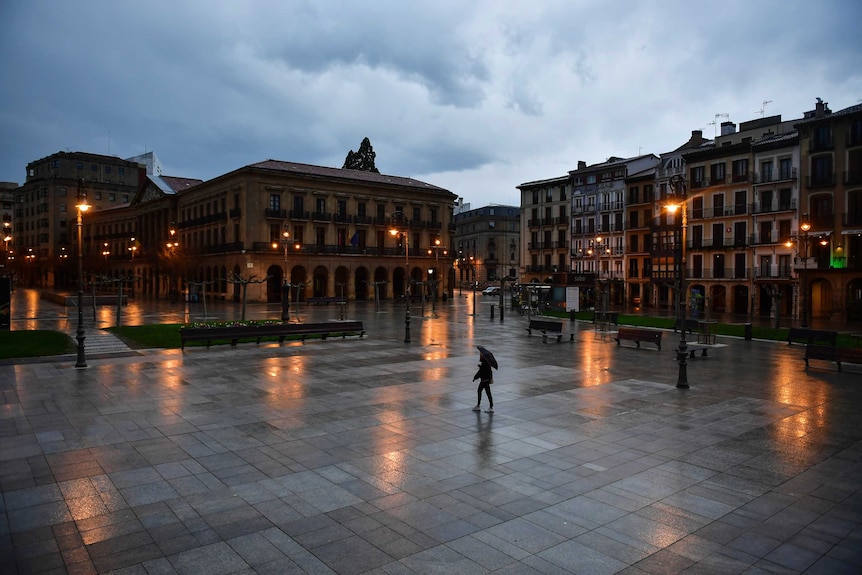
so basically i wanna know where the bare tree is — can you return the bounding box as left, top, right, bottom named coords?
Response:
left=225, top=272, right=269, bottom=321
left=342, top=137, right=380, bottom=173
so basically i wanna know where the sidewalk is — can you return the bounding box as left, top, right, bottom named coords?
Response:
left=1, top=290, right=861, bottom=574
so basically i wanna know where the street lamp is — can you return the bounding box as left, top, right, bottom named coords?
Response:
left=666, top=175, right=688, bottom=389
left=279, top=226, right=291, bottom=321
left=102, top=243, right=110, bottom=269
left=799, top=217, right=811, bottom=328
left=389, top=211, right=411, bottom=342
left=166, top=226, right=179, bottom=302
left=75, top=178, right=90, bottom=368
left=428, top=238, right=448, bottom=312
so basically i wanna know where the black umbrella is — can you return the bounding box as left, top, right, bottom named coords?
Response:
left=476, top=345, right=498, bottom=369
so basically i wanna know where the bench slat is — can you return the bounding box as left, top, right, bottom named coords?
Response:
left=615, top=327, right=662, bottom=350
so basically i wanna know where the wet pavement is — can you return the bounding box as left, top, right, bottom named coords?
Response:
left=1, top=290, right=861, bottom=574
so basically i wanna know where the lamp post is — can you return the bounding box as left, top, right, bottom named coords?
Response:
left=166, top=226, right=179, bottom=302
left=389, top=211, right=411, bottom=343
left=666, top=175, right=688, bottom=389
left=278, top=226, right=291, bottom=321
left=428, top=239, right=448, bottom=312
left=75, top=178, right=90, bottom=368
left=799, top=217, right=811, bottom=328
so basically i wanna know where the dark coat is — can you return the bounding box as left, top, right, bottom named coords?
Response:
left=473, top=358, right=493, bottom=383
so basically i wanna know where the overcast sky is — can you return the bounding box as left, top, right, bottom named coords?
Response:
left=2, top=1, right=861, bottom=207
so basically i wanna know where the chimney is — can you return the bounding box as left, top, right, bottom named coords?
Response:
left=720, top=121, right=736, bottom=136
left=815, top=98, right=830, bottom=118
left=577, top=161, right=586, bottom=170
left=690, top=130, right=704, bottom=145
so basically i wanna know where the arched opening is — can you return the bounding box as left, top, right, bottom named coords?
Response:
left=709, top=285, right=727, bottom=313
left=733, top=285, right=749, bottom=315
left=810, top=277, right=832, bottom=319
left=848, top=278, right=862, bottom=322
left=355, top=267, right=369, bottom=300
left=266, top=265, right=283, bottom=302
left=374, top=267, right=389, bottom=299
left=291, top=265, right=308, bottom=303
left=392, top=267, right=406, bottom=298
left=334, top=266, right=349, bottom=299
left=232, top=264, right=241, bottom=302
left=312, top=266, right=328, bottom=298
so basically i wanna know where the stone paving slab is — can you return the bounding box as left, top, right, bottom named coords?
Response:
left=1, top=297, right=861, bottom=574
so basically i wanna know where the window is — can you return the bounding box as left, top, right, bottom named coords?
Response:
left=814, top=125, right=832, bottom=149
left=337, top=199, right=347, bottom=217
left=59, top=203, right=66, bottom=213
left=779, top=158, right=793, bottom=180
left=691, top=166, right=705, bottom=186
left=430, top=208, right=438, bottom=223
left=710, top=162, right=726, bottom=183
left=412, top=206, right=421, bottom=221
left=118, top=168, right=124, bottom=176
left=629, top=186, right=639, bottom=204
left=269, top=194, right=280, bottom=211
left=732, top=159, right=749, bottom=182
left=91, top=164, right=98, bottom=171
left=315, top=198, right=325, bottom=214
left=105, top=166, right=111, bottom=174
left=357, top=202, right=367, bottom=217
left=760, top=161, right=773, bottom=182
left=812, top=155, right=833, bottom=186
left=545, top=189, right=553, bottom=202
left=94, top=191, right=102, bottom=200
left=122, top=194, right=129, bottom=203
left=109, top=193, right=116, bottom=202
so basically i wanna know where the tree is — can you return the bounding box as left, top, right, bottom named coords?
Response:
left=342, top=137, right=380, bottom=173
left=226, top=272, right=269, bottom=321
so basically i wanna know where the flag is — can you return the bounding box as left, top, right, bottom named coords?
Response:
left=350, top=231, right=360, bottom=247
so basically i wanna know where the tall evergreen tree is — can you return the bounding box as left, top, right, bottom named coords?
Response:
left=342, top=137, right=380, bottom=173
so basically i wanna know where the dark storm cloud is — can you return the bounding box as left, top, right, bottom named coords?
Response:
left=1, top=0, right=860, bottom=206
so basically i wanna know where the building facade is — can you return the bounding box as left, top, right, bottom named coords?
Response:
left=795, top=100, right=862, bottom=321
left=84, top=158, right=458, bottom=304
left=517, top=175, right=570, bottom=284
left=453, top=204, right=520, bottom=289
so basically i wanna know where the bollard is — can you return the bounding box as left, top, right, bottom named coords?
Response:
left=490, top=305, right=494, bottom=320
left=744, top=323, right=752, bottom=341
left=500, top=305, right=504, bottom=322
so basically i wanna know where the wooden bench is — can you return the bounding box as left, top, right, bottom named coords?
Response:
left=180, top=321, right=365, bottom=350
left=615, top=326, right=662, bottom=350
left=526, top=319, right=573, bottom=343
left=803, top=345, right=862, bottom=372
left=788, top=327, right=837, bottom=346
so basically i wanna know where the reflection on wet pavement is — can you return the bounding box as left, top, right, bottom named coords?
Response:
left=1, top=289, right=861, bottom=573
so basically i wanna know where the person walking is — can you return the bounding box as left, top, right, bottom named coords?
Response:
left=472, top=345, right=497, bottom=413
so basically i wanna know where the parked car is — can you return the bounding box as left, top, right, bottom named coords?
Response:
left=482, top=286, right=500, bottom=296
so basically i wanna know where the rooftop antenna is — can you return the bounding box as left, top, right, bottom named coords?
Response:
left=708, top=113, right=730, bottom=137
left=756, top=100, right=773, bottom=117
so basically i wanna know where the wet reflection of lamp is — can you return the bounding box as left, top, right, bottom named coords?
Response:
left=75, top=178, right=90, bottom=369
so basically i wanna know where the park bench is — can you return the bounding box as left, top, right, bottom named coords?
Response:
left=680, top=342, right=710, bottom=358
left=179, top=321, right=365, bottom=350
left=787, top=327, right=837, bottom=346
left=615, top=326, right=662, bottom=350
left=526, top=319, right=573, bottom=343
left=803, top=345, right=862, bottom=372
left=306, top=297, right=347, bottom=305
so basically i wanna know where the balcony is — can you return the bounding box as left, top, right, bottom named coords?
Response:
left=353, top=215, right=373, bottom=225
left=731, top=172, right=751, bottom=183
left=691, top=177, right=710, bottom=189
left=264, top=208, right=287, bottom=219
left=229, top=208, right=242, bottom=219
left=807, top=174, right=835, bottom=188
left=311, top=211, right=332, bottom=222
left=289, top=209, right=309, bottom=220
left=754, top=265, right=794, bottom=279
left=843, top=212, right=862, bottom=227
left=809, top=135, right=834, bottom=152
left=754, top=167, right=797, bottom=184
left=845, top=170, right=862, bottom=185
left=333, top=213, right=351, bottom=224
left=751, top=198, right=797, bottom=214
